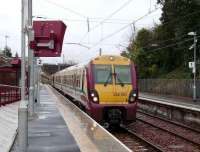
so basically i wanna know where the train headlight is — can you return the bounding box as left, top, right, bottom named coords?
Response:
left=109, top=56, right=114, bottom=61
left=129, top=90, right=137, bottom=103
left=93, top=97, right=98, bottom=102
left=133, top=93, right=137, bottom=97
left=89, top=90, right=99, bottom=103
left=91, top=93, right=95, bottom=97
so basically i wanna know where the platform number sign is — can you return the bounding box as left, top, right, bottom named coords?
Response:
left=37, top=59, right=42, bottom=65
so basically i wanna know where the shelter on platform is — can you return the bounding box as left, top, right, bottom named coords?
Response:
left=0, top=54, right=21, bottom=86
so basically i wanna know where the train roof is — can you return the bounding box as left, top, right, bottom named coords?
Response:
left=53, top=55, right=131, bottom=76
left=92, top=55, right=130, bottom=62
left=53, top=61, right=87, bottom=76
left=91, top=55, right=131, bottom=65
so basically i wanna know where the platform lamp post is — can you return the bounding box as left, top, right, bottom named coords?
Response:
left=3, top=35, right=9, bottom=56
left=18, top=0, right=28, bottom=151
left=188, top=32, right=197, bottom=102
left=27, top=0, right=35, bottom=117
left=4, top=35, right=9, bottom=48
left=37, top=60, right=41, bottom=104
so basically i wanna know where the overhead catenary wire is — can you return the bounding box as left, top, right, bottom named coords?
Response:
left=143, top=35, right=200, bottom=54
left=64, top=41, right=127, bottom=47
left=33, top=15, right=139, bottom=25
left=44, top=0, right=87, bottom=18
left=79, top=0, right=134, bottom=43
left=40, top=0, right=200, bottom=61
left=128, top=22, right=200, bottom=52
left=71, top=8, right=200, bottom=52
left=61, top=14, right=200, bottom=53
left=89, top=9, right=200, bottom=52
left=88, top=6, right=162, bottom=50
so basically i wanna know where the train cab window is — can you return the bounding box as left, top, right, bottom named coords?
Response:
left=114, top=65, right=131, bottom=84
left=94, top=65, right=112, bottom=84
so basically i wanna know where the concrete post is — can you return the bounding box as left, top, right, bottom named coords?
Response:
left=18, top=0, right=28, bottom=151
left=18, top=102, right=28, bottom=152
left=28, top=0, right=35, bottom=116
left=28, top=29, right=35, bottom=116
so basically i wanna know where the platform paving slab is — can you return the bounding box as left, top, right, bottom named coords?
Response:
left=27, top=86, right=80, bottom=152
left=0, top=102, right=19, bottom=152
left=11, top=86, right=80, bottom=152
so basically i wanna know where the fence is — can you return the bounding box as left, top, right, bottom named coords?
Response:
left=139, top=79, right=200, bottom=98
left=0, top=84, right=21, bottom=106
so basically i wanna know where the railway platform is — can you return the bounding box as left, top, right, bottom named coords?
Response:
left=139, top=92, right=200, bottom=111
left=138, top=92, right=200, bottom=127
left=11, top=85, right=131, bottom=152
left=0, top=102, right=19, bottom=152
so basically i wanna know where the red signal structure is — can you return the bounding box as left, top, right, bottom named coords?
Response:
left=31, top=20, right=67, bottom=57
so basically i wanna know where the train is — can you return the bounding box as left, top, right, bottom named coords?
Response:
left=51, top=55, right=138, bottom=126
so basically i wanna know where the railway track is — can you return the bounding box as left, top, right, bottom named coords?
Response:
left=137, top=111, right=200, bottom=147
left=138, top=110, right=200, bottom=136
left=111, top=126, right=164, bottom=152
left=137, top=110, right=200, bottom=133
left=125, top=110, right=200, bottom=152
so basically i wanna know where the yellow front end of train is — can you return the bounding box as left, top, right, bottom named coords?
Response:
left=89, top=55, right=138, bottom=125
left=92, top=56, right=133, bottom=104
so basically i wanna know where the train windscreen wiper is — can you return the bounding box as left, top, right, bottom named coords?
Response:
left=115, top=73, right=124, bottom=87
left=104, top=73, right=112, bottom=86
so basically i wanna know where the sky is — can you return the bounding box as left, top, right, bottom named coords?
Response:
left=0, top=0, right=162, bottom=64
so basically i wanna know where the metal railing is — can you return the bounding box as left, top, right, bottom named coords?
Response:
left=139, top=79, right=200, bottom=98
left=0, top=84, right=21, bottom=106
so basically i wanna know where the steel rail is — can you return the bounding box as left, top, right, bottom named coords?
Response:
left=137, top=110, right=200, bottom=134
left=120, top=125, right=165, bottom=152
left=136, top=117, right=200, bottom=147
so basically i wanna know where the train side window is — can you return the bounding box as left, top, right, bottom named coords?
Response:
left=77, top=79, right=79, bottom=87
left=78, top=75, right=80, bottom=88
left=82, top=70, right=84, bottom=91
left=66, top=75, right=69, bottom=85
left=71, top=75, right=72, bottom=86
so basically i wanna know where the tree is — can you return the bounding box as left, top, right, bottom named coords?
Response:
left=157, top=0, right=200, bottom=76
left=122, top=0, right=200, bottom=78
left=3, top=46, right=12, bottom=57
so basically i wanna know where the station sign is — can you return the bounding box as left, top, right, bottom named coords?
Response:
left=32, top=20, right=67, bottom=57
left=189, top=62, right=194, bottom=69
left=189, top=62, right=196, bottom=73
